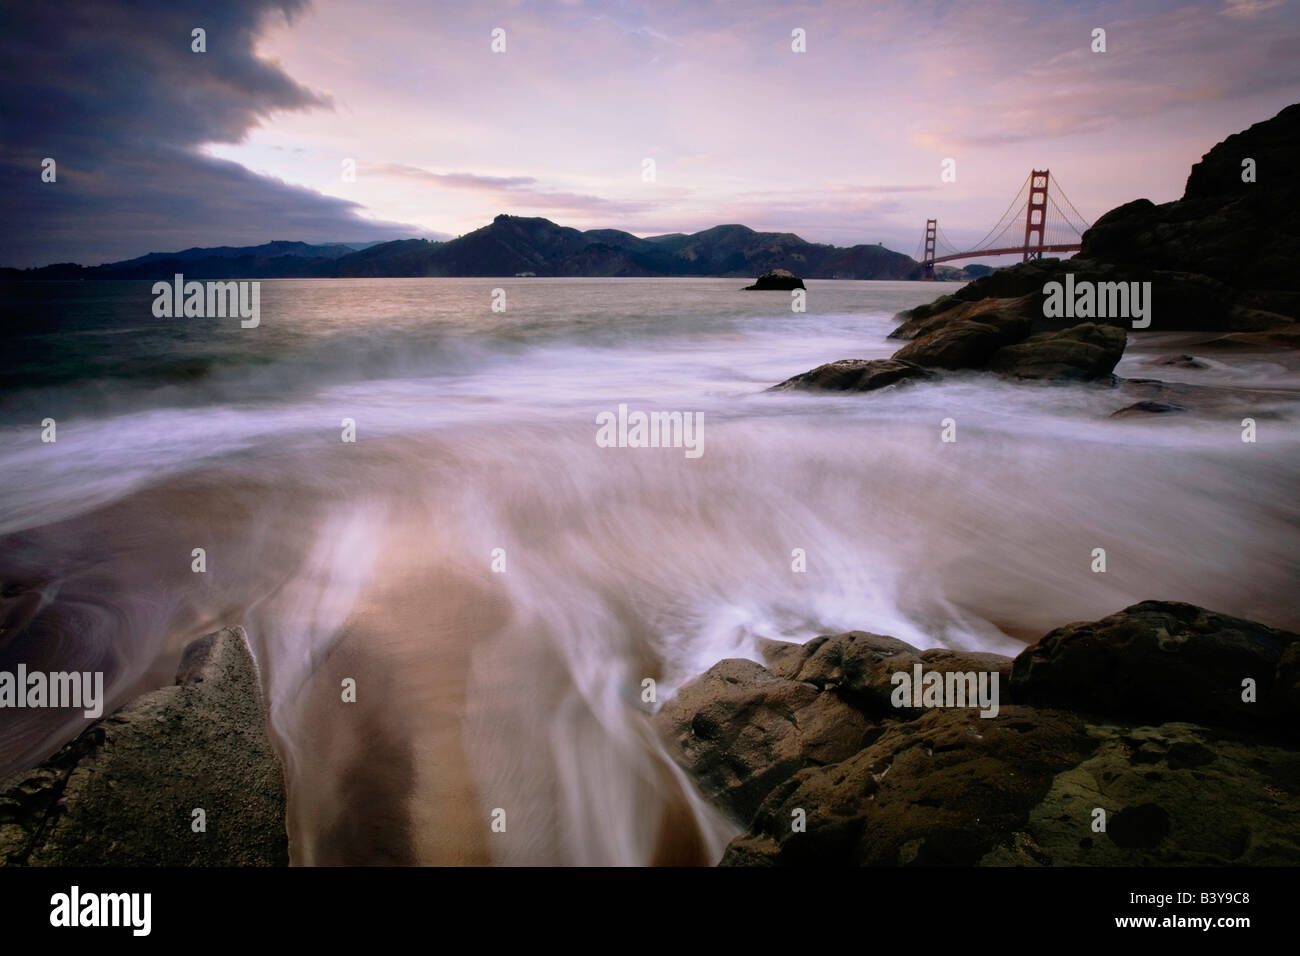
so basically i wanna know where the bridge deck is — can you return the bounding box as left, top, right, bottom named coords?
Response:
left=927, top=243, right=1081, bottom=265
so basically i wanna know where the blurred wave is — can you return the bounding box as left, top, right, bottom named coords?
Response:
left=1, top=277, right=1297, bottom=864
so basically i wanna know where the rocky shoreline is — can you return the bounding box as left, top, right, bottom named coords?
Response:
left=772, top=104, right=1299, bottom=401
left=0, top=627, right=288, bottom=866
left=655, top=601, right=1300, bottom=865
left=1, top=105, right=1295, bottom=870
left=694, top=105, right=1300, bottom=866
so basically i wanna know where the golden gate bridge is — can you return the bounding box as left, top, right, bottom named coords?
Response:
left=914, top=170, right=1092, bottom=279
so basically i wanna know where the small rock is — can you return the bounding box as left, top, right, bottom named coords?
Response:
left=1110, top=400, right=1188, bottom=417
left=768, top=358, right=935, bottom=392
left=1147, top=354, right=1209, bottom=369
left=743, top=268, right=805, bottom=290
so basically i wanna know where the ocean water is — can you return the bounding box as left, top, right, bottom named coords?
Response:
left=2, top=277, right=1298, bottom=864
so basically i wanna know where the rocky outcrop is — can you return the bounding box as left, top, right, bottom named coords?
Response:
left=722, top=706, right=1095, bottom=866
left=891, top=307, right=1031, bottom=369
left=892, top=103, right=1300, bottom=339
left=986, top=323, right=1127, bottom=381
left=891, top=259, right=1256, bottom=337
left=0, top=627, right=288, bottom=866
left=889, top=294, right=1035, bottom=344
left=656, top=601, right=1300, bottom=865
left=1082, top=99, right=1300, bottom=319
left=743, top=268, right=805, bottom=290
left=771, top=105, right=1299, bottom=394
left=892, top=314, right=1125, bottom=381
left=769, top=321, right=1125, bottom=392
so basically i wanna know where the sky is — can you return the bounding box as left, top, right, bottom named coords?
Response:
left=2, top=0, right=1298, bottom=268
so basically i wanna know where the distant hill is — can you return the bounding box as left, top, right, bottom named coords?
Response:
left=2, top=215, right=924, bottom=280
left=118, top=240, right=375, bottom=266
left=934, top=263, right=998, bottom=281
left=1, top=239, right=406, bottom=281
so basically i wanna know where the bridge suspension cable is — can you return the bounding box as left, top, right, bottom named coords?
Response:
left=964, top=172, right=1031, bottom=254
left=916, top=169, right=1091, bottom=277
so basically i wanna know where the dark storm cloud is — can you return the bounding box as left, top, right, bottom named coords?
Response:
left=0, top=0, right=416, bottom=267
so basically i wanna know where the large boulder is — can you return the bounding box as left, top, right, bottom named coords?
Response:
left=888, top=293, right=1039, bottom=341
left=986, top=322, right=1127, bottom=381
left=722, top=706, right=1095, bottom=866
left=659, top=602, right=1300, bottom=865
left=891, top=309, right=1032, bottom=370
left=774, top=313, right=1123, bottom=391
left=0, top=627, right=288, bottom=866
left=1009, top=601, right=1299, bottom=735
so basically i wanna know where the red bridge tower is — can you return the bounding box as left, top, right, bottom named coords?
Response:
left=1022, top=170, right=1049, bottom=262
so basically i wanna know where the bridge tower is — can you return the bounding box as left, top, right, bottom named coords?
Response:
left=921, top=218, right=936, bottom=280
left=1022, top=169, right=1048, bottom=261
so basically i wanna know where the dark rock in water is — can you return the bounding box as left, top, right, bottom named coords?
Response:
left=650, top=658, right=873, bottom=824
left=1196, top=323, right=1300, bottom=350
left=0, top=627, right=288, bottom=866
left=743, top=268, right=805, bottom=290
left=768, top=358, right=935, bottom=392
left=1147, top=353, right=1209, bottom=370
left=1114, top=376, right=1294, bottom=417
left=986, top=322, right=1127, bottom=381
left=1010, top=601, right=1299, bottom=735
left=1110, top=400, right=1188, bottom=417
left=774, top=305, right=1123, bottom=392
